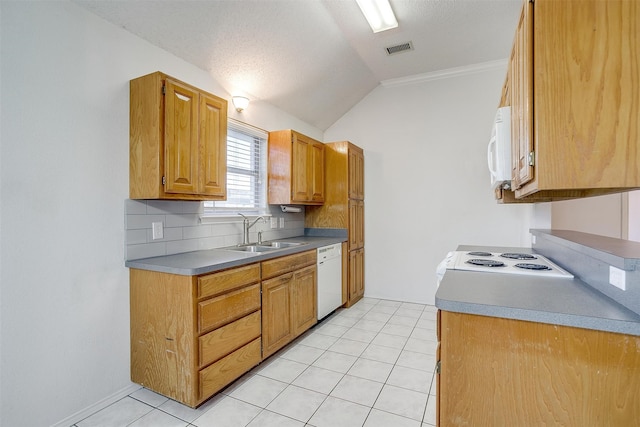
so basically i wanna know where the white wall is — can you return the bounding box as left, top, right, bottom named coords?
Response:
left=549, top=190, right=640, bottom=242
left=551, top=193, right=625, bottom=239
left=324, top=66, right=536, bottom=305
left=628, top=190, right=640, bottom=242
left=0, top=2, right=322, bottom=426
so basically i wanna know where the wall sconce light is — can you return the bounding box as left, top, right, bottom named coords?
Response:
left=232, top=96, right=249, bottom=112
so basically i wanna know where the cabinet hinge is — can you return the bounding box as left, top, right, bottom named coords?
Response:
left=436, top=360, right=441, bottom=374
left=528, top=151, right=535, bottom=166
left=162, top=176, right=166, bottom=185
left=162, top=85, right=166, bottom=95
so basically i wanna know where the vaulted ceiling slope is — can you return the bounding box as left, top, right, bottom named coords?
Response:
left=75, top=0, right=522, bottom=130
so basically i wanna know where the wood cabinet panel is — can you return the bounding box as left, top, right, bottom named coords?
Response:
left=502, top=0, right=640, bottom=200
left=262, top=252, right=317, bottom=358
left=199, top=92, right=227, bottom=196
left=347, top=248, right=364, bottom=306
left=129, top=72, right=227, bottom=200
left=267, top=129, right=325, bottom=205
left=439, top=311, right=640, bottom=426
left=197, top=263, right=260, bottom=299
left=310, top=141, right=325, bottom=202
left=198, top=284, right=260, bottom=334
left=348, top=146, right=364, bottom=200
left=292, top=265, right=317, bottom=335
left=510, top=0, right=534, bottom=190
left=130, top=269, right=197, bottom=406
left=198, top=311, right=261, bottom=368
left=199, top=338, right=261, bottom=400
left=261, top=273, right=293, bottom=358
left=261, top=250, right=316, bottom=280
left=348, top=199, right=364, bottom=251
left=164, top=79, right=200, bottom=195
left=130, top=263, right=262, bottom=408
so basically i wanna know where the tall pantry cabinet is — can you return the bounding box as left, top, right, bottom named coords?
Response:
left=306, top=141, right=365, bottom=307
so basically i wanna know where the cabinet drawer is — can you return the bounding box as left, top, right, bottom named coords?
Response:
left=261, top=250, right=316, bottom=279
left=199, top=311, right=261, bottom=368
left=198, top=263, right=260, bottom=299
left=198, top=284, right=261, bottom=333
left=199, top=338, right=261, bottom=400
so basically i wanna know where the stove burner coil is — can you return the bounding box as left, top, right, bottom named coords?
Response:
left=500, top=253, right=537, bottom=260
left=514, top=263, right=552, bottom=271
left=467, top=251, right=493, bottom=257
left=466, top=259, right=505, bottom=267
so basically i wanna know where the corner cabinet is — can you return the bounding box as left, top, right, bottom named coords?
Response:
left=306, top=141, right=365, bottom=307
left=501, top=0, right=640, bottom=201
left=268, top=130, right=325, bottom=205
left=130, top=72, right=227, bottom=200
left=129, top=263, right=261, bottom=408
left=261, top=250, right=317, bottom=358
left=437, top=311, right=640, bottom=425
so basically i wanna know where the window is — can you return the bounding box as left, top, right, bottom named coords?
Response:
left=203, top=120, right=267, bottom=215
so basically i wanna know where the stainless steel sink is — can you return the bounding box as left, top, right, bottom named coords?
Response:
left=224, top=241, right=306, bottom=253
left=259, top=241, right=305, bottom=248
left=226, top=245, right=277, bottom=253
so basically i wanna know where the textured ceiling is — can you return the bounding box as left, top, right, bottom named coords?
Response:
left=74, top=0, right=523, bottom=130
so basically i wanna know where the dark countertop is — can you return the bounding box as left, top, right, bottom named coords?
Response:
left=125, top=236, right=345, bottom=276
left=435, top=245, right=640, bottom=336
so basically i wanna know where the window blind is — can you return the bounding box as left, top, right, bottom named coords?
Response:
left=203, top=120, right=267, bottom=215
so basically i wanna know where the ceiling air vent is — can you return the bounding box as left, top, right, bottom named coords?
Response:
left=385, top=41, right=413, bottom=56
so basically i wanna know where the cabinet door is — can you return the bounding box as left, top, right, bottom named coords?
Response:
left=291, top=264, right=317, bottom=335
left=262, top=273, right=293, bottom=358
left=199, top=93, right=227, bottom=197
left=348, top=147, right=364, bottom=200
left=348, top=248, right=364, bottom=303
left=310, top=142, right=325, bottom=203
left=348, top=200, right=364, bottom=251
left=164, top=79, right=200, bottom=194
left=291, top=134, right=310, bottom=202
left=510, top=0, right=534, bottom=189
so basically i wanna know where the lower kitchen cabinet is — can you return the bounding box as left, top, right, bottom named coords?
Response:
left=437, top=310, right=640, bottom=426
left=262, top=250, right=317, bottom=358
left=129, top=263, right=261, bottom=408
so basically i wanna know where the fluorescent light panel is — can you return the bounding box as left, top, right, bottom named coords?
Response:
left=356, top=0, right=398, bottom=33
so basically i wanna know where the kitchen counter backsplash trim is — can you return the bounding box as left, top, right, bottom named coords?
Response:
left=531, top=229, right=640, bottom=315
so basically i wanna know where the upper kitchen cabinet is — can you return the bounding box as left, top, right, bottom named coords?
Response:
left=268, top=130, right=325, bottom=205
left=506, top=0, right=640, bottom=200
left=130, top=72, right=227, bottom=200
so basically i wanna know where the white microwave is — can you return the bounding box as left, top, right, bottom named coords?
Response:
left=487, top=106, right=512, bottom=189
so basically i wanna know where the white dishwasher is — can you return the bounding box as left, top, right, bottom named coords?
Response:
left=317, top=243, right=343, bottom=320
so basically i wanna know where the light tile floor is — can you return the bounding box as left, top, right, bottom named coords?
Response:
left=73, top=298, right=438, bottom=427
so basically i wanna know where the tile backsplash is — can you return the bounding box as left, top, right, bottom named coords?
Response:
left=125, top=200, right=305, bottom=260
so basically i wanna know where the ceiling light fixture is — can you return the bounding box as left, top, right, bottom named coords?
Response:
left=356, top=0, right=398, bottom=33
left=232, top=96, right=249, bottom=112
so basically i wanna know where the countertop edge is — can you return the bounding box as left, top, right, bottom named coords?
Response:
left=435, top=296, right=640, bottom=336
left=435, top=244, right=640, bottom=337
left=125, top=236, right=346, bottom=276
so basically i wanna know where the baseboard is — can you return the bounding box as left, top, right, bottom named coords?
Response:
left=51, top=383, right=142, bottom=427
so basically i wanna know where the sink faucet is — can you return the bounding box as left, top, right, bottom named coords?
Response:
left=238, top=213, right=265, bottom=245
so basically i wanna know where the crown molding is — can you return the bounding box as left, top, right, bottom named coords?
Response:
left=380, top=59, right=508, bottom=88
